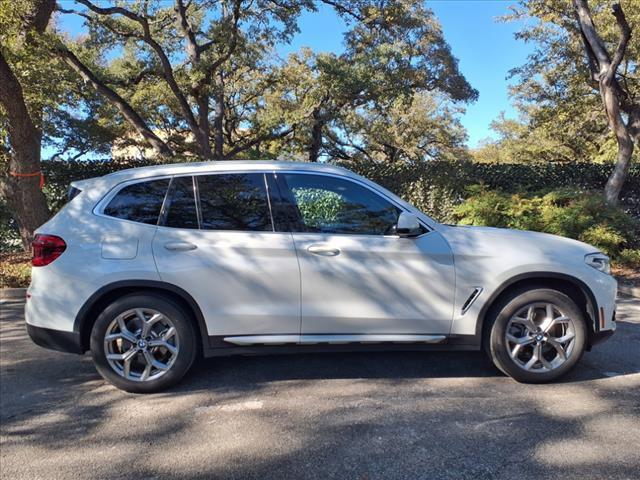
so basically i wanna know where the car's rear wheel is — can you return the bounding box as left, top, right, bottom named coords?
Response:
left=485, top=288, right=587, bottom=383
left=90, top=293, right=197, bottom=393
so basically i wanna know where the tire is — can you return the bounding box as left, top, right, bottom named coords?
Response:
left=90, top=293, right=197, bottom=393
left=484, top=288, right=587, bottom=383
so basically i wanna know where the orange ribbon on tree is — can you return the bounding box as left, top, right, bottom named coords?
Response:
left=9, top=170, right=45, bottom=189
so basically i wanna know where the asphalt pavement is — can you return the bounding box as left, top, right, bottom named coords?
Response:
left=1, top=296, right=639, bottom=480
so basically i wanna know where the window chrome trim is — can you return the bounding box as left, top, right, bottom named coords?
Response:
left=93, top=175, right=174, bottom=228
left=192, top=175, right=202, bottom=229
left=276, top=170, right=433, bottom=236
left=222, top=334, right=447, bottom=346
left=94, top=168, right=435, bottom=236
left=262, top=173, right=276, bottom=232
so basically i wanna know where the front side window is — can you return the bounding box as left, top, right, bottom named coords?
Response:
left=197, top=173, right=272, bottom=231
left=104, top=179, right=170, bottom=225
left=283, top=174, right=401, bottom=235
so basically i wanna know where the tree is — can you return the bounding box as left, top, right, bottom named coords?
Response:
left=573, top=0, right=638, bottom=204
left=54, top=0, right=313, bottom=160
left=0, top=0, right=55, bottom=250
left=262, top=0, right=477, bottom=163
left=51, top=0, right=475, bottom=164
left=495, top=0, right=638, bottom=202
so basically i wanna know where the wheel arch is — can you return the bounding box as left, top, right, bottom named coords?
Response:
left=74, top=280, right=209, bottom=354
left=476, top=272, right=600, bottom=349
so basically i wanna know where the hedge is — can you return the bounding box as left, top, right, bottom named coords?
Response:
left=342, top=160, right=640, bottom=222
left=1, top=157, right=639, bottom=251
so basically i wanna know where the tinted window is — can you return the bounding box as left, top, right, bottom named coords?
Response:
left=283, top=174, right=400, bottom=235
left=104, top=179, right=169, bottom=224
left=197, top=173, right=272, bottom=231
left=165, top=176, right=199, bottom=229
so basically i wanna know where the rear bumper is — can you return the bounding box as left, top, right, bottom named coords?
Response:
left=26, top=323, right=84, bottom=354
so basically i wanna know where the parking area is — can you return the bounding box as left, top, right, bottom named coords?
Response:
left=1, top=296, right=639, bottom=480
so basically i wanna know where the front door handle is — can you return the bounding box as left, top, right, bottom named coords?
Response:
left=164, top=241, right=197, bottom=252
left=307, top=244, right=341, bottom=256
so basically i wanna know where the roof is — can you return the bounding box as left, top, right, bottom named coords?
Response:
left=103, top=160, right=354, bottom=182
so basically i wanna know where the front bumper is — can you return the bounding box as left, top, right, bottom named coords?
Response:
left=588, top=309, right=616, bottom=350
left=26, top=323, right=84, bottom=354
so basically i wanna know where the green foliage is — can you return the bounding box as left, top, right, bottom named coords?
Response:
left=618, top=249, right=640, bottom=268
left=3, top=157, right=640, bottom=269
left=475, top=0, right=640, bottom=166
left=0, top=252, right=31, bottom=287
left=453, top=187, right=640, bottom=260
left=344, top=159, right=640, bottom=222
left=293, top=187, right=343, bottom=229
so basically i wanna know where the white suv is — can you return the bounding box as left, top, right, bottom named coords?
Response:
left=26, top=161, right=617, bottom=392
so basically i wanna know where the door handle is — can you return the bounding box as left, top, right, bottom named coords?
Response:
left=307, top=244, right=340, bottom=256
left=164, top=241, right=197, bottom=252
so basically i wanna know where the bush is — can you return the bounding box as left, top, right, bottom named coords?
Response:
left=453, top=187, right=640, bottom=262
left=2, top=157, right=640, bottom=252
left=344, top=159, right=640, bottom=221
left=0, top=252, right=31, bottom=288
left=618, top=249, right=640, bottom=268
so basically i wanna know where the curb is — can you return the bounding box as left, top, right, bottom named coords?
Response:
left=0, top=288, right=26, bottom=301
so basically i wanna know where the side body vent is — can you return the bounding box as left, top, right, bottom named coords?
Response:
left=461, top=287, right=483, bottom=315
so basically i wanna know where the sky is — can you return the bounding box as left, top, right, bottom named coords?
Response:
left=56, top=0, right=534, bottom=149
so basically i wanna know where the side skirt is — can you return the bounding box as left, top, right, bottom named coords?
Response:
left=203, top=334, right=481, bottom=358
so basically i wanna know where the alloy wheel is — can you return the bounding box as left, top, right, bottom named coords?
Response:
left=104, top=308, right=179, bottom=382
left=505, top=302, right=577, bottom=373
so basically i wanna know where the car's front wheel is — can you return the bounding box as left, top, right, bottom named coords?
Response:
left=90, top=293, right=197, bottom=393
left=485, top=288, right=587, bottom=383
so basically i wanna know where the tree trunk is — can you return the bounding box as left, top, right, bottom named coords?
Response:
left=573, top=0, right=635, bottom=205
left=602, top=88, right=635, bottom=203
left=308, top=110, right=324, bottom=162
left=212, top=72, right=225, bottom=159
left=196, top=97, right=213, bottom=160
left=0, top=51, right=50, bottom=250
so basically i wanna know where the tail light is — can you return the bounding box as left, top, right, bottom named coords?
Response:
left=32, top=234, right=67, bottom=267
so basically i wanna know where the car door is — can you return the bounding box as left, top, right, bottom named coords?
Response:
left=277, top=172, right=455, bottom=338
left=152, top=173, right=301, bottom=340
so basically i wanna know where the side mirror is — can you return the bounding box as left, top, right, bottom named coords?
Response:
left=396, top=212, right=421, bottom=237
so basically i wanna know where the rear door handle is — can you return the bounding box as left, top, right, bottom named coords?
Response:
left=164, top=241, right=197, bottom=252
left=307, top=244, right=341, bottom=256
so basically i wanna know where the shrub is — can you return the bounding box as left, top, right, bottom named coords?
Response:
left=0, top=252, right=31, bottom=288
left=2, top=157, right=640, bottom=252
left=453, top=187, right=640, bottom=263
left=618, top=249, right=640, bottom=268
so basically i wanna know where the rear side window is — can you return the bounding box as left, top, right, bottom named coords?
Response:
left=104, top=179, right=170, bottom=225
left=68, top=186, right=82, bottom=202
left=197, top=173, right=272, bottom=231
left=165, top=176, right=199, bottom=229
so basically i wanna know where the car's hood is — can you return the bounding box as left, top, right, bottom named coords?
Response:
left=438, top=225, right=600, bottom=260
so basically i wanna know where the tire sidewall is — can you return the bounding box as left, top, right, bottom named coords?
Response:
left=90, top=293, right=197, bottom=393
left=488, top=288, right=587, bottom=383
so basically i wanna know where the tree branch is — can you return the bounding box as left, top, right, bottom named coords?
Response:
left=573, top=0, right=611, bottom=72
left=174, top=0, right=199, bottom=63
left=54, top=43, right=172, bottom=156
left=605, top=3, right=631, bottom=85
left=225, top=127, right=293, bottom=158
left=317, top=0, right=365, bottom=22
left=24, top=0, right=56, bottom=32
left=75, top=0, right=205, bottom=155
left=205, top=0, right=242, bottom=74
